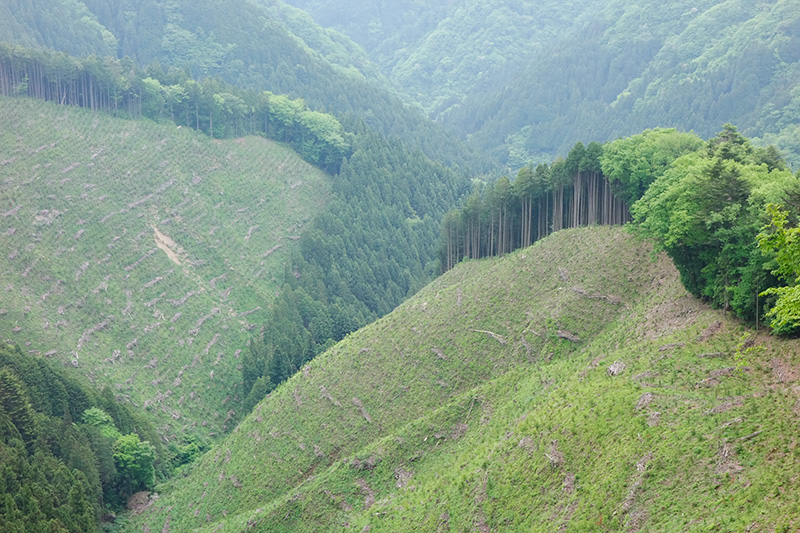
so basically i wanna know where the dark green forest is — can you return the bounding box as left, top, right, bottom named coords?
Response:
left=240, top=122, right=468, bottom=409
left=0, top=342, right=170, bottom=532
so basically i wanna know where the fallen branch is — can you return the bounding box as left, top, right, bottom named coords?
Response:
left=739, top=430, right=762, bottom=442
left=571, top=286, right=621, bottom=305
left=471, top=329, right=507, bottom=345
left=557, top=330, right=580, bottom=342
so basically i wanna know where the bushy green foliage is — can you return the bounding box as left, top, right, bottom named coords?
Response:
left=113, top=434, right=155, bottom=494
left=632, top=125, right=798, bottom=324
left=757, top=203, right=800, bottom=333
left=600, top=128, right=705, bottom=205
left=81, top=407, right=121, bottom=440
left=0, top=341, right=165, bottom=531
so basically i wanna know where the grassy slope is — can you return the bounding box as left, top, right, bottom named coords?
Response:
left=129, top=226, right=800, bottom=531
left=0, top=97, right=330, bottom=439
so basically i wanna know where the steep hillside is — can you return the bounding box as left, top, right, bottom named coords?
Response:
left=0, top=97, right=330, bottom=439
left=447, top=0, right=800, bottom=167
left=0, top=0, right=488, bottom=172
left=128, top=226, right=800, bottom=531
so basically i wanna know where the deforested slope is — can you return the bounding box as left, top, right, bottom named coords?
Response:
left=0, top=96, right=330, bottom=439
left=130, top=226, right=800, bottom=531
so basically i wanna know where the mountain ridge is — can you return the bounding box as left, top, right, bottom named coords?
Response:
left=282, top=0, right=800, bottom=168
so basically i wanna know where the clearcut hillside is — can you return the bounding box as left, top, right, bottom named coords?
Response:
left=129, top=226, right=800, bottom=532
left=0, top=96, right=330, bottom=440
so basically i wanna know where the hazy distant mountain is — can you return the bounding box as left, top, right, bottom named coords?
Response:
left=284, top=0, right=800, bottom=168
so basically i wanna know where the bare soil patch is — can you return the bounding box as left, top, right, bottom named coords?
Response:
left=770, top=358, right=799, bottom=383
left=152, top=225, right=184, bottom=266
left=637, top=295, right=704, bottom=340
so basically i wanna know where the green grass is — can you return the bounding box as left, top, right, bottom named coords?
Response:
left=0, top=96, right=331, bottom=441
left=126, top=226, right=800, bottom=531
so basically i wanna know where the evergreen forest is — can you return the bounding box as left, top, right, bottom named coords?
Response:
left=1, top=0, right=800, bottom=531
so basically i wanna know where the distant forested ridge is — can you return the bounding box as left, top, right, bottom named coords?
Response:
left=282, top=0, right=800, bottom=169
left=0, top=0, right=488, bottom=172
left=443, top=0, right=800, bottom=167
left=0, top=341, right=167, bottom=532
left=282, top=0, right=606, bottom=122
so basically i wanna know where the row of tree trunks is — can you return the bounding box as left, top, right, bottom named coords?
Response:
left=441, top=175, right=631, bottom=271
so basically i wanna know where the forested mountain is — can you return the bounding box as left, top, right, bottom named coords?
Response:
left=0, top=4, right=486, bottom=409
left=6, top=0, right=800, bottom=169
left=0, top=0, right=488, bottom=171
left=283, top=0, right=607, bottom=121
left=128, top=227, right=800, bottom=532
left=284, top=0, right=800, bottom=169
left=449, top=0, right=800, bottom=168
left=0, top=28, right=472, bottom=529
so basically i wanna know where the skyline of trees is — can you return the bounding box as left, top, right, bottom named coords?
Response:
left=0, top=44, right=353, bottom=172
left=440, top=125, right=800, bottom=333
left=439, top=140, right=634, bottom=271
